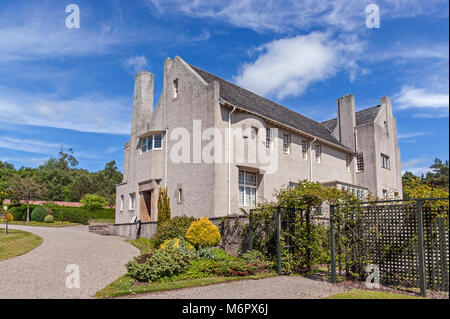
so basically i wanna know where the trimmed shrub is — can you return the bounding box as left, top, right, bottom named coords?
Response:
left=185, top=217, right=221, bottom=247
left=126, top=248, right=192, bottom=282
left=53, top=209, right=89, bottom=225
left=239, top=250, right=266, bottom=264
left=153, top=215, right=195, bottom=247
left=44, top=215, right=54, bottom=223
left=31, top=206, right=48, bottom=222
left=9, top=205, right=28, bottom=221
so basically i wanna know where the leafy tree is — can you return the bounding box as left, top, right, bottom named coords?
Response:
left=80, top=194, right=107, bottom=220
left=7, top=174, right=42, bottom=222
left=157, top=187, right=171, bottom=226
left=0, top=161, right=14, bottom=170
left=424, top=157, right=449, bottom=190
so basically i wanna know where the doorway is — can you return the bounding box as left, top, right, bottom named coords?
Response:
left=140, top=190, right=152, bottom=222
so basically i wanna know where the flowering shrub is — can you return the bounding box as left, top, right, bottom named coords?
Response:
left=1, top=212, right=14, bottom=222
left=185, top=217, right=221, bottom=247
left=160, top=237, right=195, bottom=252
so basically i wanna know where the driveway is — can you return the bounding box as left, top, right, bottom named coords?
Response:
left=125, top=275, right=345, bottom=299
left=0, top=225, right=139, bottom=299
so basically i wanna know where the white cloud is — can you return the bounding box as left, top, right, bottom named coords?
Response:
left=397, top=132, right=430, bottom=139
left=402, top=158, right=431, bottom=176
left=394, top=87, right=449, bottom=118
left=234, top=32, right=365, bottom=99
left=123, top=56, right=149, bottom=74
left=148, top=0, right=448, bottom=33
left=0, top=136, right=63, bottom=154
left=0, top=87, right=131, bottom=135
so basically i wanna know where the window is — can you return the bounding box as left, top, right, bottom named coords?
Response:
left=173, top=79, right=179, bottom=98
left=238, top=171, right=256, bottom=207
left=301, top=140, right=309, bottom=159
left=381, top=154, right=390, bottom=169
left=265, top=128, right=273, bottom=150
left=315, top=144, right=321, bottom=163
left=346, top=155, right=351, bottom=172
left=356, top=154, right=364, bottom=172
left=141, top=134, right=163, bottom=153
left=289, top=182, right=298, bottom=189
left=250, top=127, right=257, bottom=140
left=120, top=195, right=124, bottom=211
left=178, top=188, right=183, bottom=203
left=153, top=134, right=162, bottom=149
left=129, top=193, right=136, bottom=210
left=282, top=133, right=290, bottom=153
left=316, top=205, right=323, bottom=216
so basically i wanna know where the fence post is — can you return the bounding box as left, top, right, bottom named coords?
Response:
left=416, top=199, right=427, bottom=297
left=330, top=205, right=336, bottom=283
left=248, top=209, right=253, bottom=251
left=276, top=206, right=281, bottom=275
left=438, top=217, right=449, bottom=292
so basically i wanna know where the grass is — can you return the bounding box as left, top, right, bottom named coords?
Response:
left=325, top=289, right=425, bottom=299
left=0, top=228, right=43, bottom=261
left=126, top=238, right=157, bottom=254
left=95, top=272, right=276, bottom=299
left=8, top=221, right=79, bottom=227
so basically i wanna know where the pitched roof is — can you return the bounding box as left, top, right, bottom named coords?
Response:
left=189, top=64, right=348, bottom=149
left=322, top=105, right=381, bottom=132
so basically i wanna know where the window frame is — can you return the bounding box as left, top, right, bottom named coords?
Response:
left=282, top=133, right=290, bottom=154
left=315, top=144, right=321, bottom=163
left=301, top=140, right=309, bottom=160
left=356, top=154, right=364, bottom=172
left=265, top=128, right=273, bottom=150
left=381, top=153, right=390, bottom=169
left=173, top=79, right=179, bottom=99
left=238, top=170, right=257, bottom=207
left=120, top=195, right=124, bottom=212
left=129, top=193, right=136, bottom=210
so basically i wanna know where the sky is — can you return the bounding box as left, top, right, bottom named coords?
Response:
left=0, top=0, right=448, bottom=176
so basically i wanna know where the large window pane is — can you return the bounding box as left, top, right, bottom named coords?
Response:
left=239, top=187, right=244, bottom=206
left=148, top=136, right=153, bottom=150
left=141, top=138, right=147, bottom=152
left=154, top=134, right=162, bottom=149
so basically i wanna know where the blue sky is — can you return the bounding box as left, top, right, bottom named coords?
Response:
left=0, top=0, right=448, bottom=175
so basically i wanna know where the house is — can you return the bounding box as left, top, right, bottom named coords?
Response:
left=115, top=56, right=402, bottom=223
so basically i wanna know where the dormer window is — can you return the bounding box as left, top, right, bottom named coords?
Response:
left=141, top=133, right=163, bottom=153
left=173, top=79, right=179, bottom=99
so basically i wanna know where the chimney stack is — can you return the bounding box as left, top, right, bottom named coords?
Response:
left=131, top=70, right=154, bottom=137
left=336, top=94, right=356, bottom=151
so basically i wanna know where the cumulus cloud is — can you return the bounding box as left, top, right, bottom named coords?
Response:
left=123, top=56, right=149, bottom=74
left=402, top=158, right=432, bottom=176
left=234, top=32, right=366, bottom=99
left=394, top=86, right=449, bottom=118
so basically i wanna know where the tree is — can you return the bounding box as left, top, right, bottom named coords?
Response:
left=7, top=174, right=42, bottom=222
left=80, top=194, right=107, bottom=220
left=157, top=187, right=171, bottom=226
left=424, top=157, right=449, bottom=190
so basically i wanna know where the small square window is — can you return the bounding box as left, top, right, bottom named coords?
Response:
left=381, top=154, right=390, bottom=169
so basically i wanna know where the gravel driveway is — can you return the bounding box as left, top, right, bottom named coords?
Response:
left=126, top=276, right=345, bottom=299
left=0, top=225, right=139, bottom=299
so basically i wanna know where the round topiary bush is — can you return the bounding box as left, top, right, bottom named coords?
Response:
left=44, top=215, right=54, bottom=223
left=185, top=217, right=221, bottom=247
left=31, top=206, right=48, bottom=222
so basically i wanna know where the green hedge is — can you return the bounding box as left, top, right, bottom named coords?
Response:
left=7, top=204, right=115, bottom=224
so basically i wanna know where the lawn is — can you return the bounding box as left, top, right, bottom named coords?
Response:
left=95, top=272, right=276, bottom=299
left=0, top=228, right=43, bottom=261
left=325, top=289, right=425, bottom=299
left=8, top=221, right=79, bottom=227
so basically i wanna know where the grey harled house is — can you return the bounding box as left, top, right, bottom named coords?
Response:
left=115, top=56, right=402, bottom=223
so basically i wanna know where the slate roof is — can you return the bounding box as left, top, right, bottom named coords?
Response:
left=189, top=64, right=349, bottom=149
left=322, top=105, right=381, bottom=132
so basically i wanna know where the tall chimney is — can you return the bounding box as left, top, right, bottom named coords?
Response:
left=131, top=70, right=154, bottom=137
left=336, top=94, right=356, bottom=151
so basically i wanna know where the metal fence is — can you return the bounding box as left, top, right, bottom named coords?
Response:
left=330, top=198, right=449, bottom=297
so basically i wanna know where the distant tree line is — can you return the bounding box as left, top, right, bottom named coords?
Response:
left=0, top=148, right=122, bottom=206
left=402, top=157, right=449, bottom=199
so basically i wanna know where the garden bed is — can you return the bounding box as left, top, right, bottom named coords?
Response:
left=8, top=221, right=79, bottom=227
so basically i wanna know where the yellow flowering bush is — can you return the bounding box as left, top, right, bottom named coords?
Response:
left=160, top=237, right=194, bottom=251
left=185, top=217, right=221, bottom=247
left=1, top=213, right=14, bottom=223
